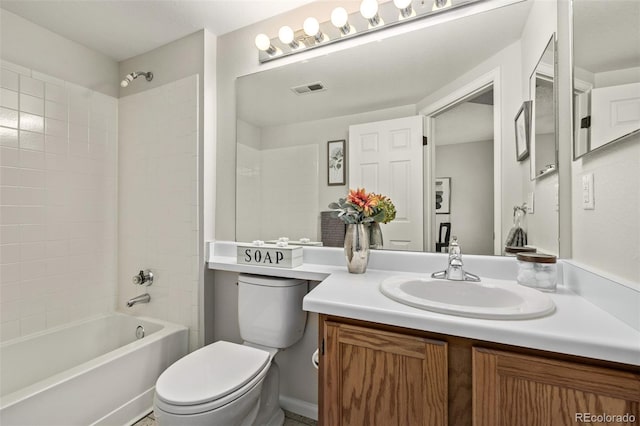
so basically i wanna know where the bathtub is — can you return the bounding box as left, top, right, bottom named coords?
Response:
left=0, top=313, right=188, bottom=426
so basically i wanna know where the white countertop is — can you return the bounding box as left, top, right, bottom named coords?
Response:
left=208, top=242, right=640, bottom=366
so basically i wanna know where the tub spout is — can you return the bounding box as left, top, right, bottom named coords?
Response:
left=127, top=293, right=150, bottom=307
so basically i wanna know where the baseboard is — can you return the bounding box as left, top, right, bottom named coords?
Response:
left=280, top=395, right=318, bottom=421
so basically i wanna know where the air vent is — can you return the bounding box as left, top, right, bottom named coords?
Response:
left=291, top=81, right=327, bottom=95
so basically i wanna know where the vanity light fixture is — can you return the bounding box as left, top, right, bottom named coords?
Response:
left=394, top=0, right=415, bottom=19
left=303, top=17, right=327, bottom=43
left=331, top=7, right=353, bottom=36
left=254, top=0, right=481, bottom=63
left=360, top=0, right=382, bottom=28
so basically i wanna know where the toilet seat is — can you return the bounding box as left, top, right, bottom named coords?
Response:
left=155, top=341, right=271, bottom=415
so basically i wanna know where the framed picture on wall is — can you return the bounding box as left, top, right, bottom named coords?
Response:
left=435, top=177, right=451, bottom=214
left=515, top=100, right=532, bottom=161
left=327, top=139, right=346, bottom=186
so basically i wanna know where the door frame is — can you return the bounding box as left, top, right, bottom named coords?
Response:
left=420, top=68, right=502, bottom=255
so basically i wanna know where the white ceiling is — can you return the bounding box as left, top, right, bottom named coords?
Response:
left=0, top=0, right=314, bottom=61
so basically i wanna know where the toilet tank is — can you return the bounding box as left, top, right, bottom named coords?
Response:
left=238, top=274, right=308, bottom=348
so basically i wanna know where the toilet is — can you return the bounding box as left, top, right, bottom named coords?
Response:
left=153, top=274, right=308, bottom=426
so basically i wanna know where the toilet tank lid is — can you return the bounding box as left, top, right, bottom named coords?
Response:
left=239, top=273, right=307, bottom=287
left=155, top=341, right=270, bottom=406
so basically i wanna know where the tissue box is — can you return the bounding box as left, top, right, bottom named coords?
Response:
left=237, top=244, right=303, bottom=269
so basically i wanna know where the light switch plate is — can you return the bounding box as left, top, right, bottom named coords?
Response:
left=527, top=192, right=534, bottom=213
left=582, top=173, right=595, bottom=210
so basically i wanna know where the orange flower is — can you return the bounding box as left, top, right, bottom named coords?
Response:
left=347, top=188, right=378, bottom=216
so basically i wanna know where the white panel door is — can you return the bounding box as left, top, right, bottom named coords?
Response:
left=349, top=116, right=424, bottom=251
left=591, top=82, right=640, bottom=149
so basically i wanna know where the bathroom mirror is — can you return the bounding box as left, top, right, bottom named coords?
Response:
left=572, top=0, right=640, bottom=159
left=529, top=35, right=557, bottom=180
left=236, top=0, right=558, bottom=255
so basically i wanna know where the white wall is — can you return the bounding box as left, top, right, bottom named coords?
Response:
left=0, top=10, right=119, bottom=97
left=435, top=140, right=494, bottom=255
left=118, top=75, right=201, bottom=351
left=1, top=60, right=117, bottom=341
left=571, top=136, right=640, bottom=283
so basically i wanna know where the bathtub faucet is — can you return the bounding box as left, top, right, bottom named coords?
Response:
left=127, top=293, right=150, bottom=307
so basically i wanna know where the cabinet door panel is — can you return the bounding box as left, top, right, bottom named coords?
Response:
left=473, top=348, right=640, bottom=426
left=323, top=321, right=447, bottom=426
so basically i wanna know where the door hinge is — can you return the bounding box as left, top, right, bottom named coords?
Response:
left=423, top=136, right=428, bottom=146
left=321, top=338, right=325, bottom=355
left=580, top=116, right=591, bottom=129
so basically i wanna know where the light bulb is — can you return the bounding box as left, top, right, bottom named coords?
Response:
left=278, top=26, right=294, bottom=45
left=254, top=34, right=271, bottom=51
left=303, top=17, right=320, bottom=37
left=394, top=0, right=412, bottom=8
left=331, top=7, right=349, bottom=28
left=360, top=0, right=379, bottom=19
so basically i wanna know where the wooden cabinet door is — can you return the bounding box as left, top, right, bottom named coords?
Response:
left=321, top=321, right=447, bottom=426
left=473, top=348, right=640, bottom=426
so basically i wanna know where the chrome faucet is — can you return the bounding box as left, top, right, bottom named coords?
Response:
left=127, top=293, right=150, bottom=307
left=431, top=237, right=480, bottom=282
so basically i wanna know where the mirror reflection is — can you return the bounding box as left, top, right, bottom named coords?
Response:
left=572, top=0, right=640, bottom=159
left=236, top=0, right=559, bottom=255
left=530, top=36, right=557, bottom=180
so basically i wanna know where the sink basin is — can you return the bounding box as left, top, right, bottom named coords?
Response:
left=380, top=276, right=555, bottom=320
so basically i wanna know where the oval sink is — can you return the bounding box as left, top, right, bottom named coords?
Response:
left=380, top=276, right=555, bottom=320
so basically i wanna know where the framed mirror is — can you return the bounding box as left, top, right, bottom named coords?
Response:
left=572, top=0, right=640, bottom=159
left=529, top=35, right=557, bottom=180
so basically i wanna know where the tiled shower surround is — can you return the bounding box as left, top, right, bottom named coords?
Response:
left=1, top=63, right=200, bottom=348
left=118, top=75, right=200, bottom=350
left=0, top=60, right=117, bottom=341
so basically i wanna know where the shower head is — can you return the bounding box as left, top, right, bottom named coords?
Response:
left=120, top=71, right=153, bottom=88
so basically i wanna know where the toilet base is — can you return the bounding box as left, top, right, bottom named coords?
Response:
left=252, top=361, right=284, bottom=426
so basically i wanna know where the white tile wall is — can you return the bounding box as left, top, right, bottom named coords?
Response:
left=0, top=61, right=117, bottom=342
left=118, top=75, right=200, bottom=351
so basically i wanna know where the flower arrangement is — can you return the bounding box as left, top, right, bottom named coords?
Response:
left=329, top=188, right=396, bottom=224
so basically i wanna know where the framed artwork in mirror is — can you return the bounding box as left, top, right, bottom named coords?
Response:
left=435, top=177, right=451, bottom=214
left=515, top=101, right=532, bottom=161
left=327, top=139, right=346, bottom=186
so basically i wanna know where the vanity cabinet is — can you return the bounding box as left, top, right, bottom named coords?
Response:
left=473, top=348, right=640, bottom=426
left=320, top=319, right=447, bottom=426
left=318, top=315, right=640, bottom=426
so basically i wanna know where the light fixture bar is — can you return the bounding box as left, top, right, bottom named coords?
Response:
left=257, top=0, right=487, bottom=63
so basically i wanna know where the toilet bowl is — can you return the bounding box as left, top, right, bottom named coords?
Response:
left=153, top=274, right=308, bottom=426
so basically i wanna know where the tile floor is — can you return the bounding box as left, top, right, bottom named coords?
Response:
left=133, top=410, right=317, bottom=426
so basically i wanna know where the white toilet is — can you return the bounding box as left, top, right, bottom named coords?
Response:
left=153, top=274, right=308, bottom=426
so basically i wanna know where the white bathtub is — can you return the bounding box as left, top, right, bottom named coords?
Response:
left=0, top=313, right=188, bottom=426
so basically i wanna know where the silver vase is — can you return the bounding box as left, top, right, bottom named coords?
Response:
left=344, top=224, right=370, bottom=274
left=369, top=222, right=383, bottom=249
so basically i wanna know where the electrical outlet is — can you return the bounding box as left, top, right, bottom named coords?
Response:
left=582, top=173, right=595, bottom=210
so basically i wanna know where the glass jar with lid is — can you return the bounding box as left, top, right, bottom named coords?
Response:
left=516, top=253, right=557, bottom=292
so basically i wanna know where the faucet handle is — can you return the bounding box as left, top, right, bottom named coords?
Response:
left=448, top=236, right=460, bottom=259
left=132, top=270, right=153, bottom=286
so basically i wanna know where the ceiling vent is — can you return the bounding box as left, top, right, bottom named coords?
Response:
left=291, top=81, right=327, bottom=95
